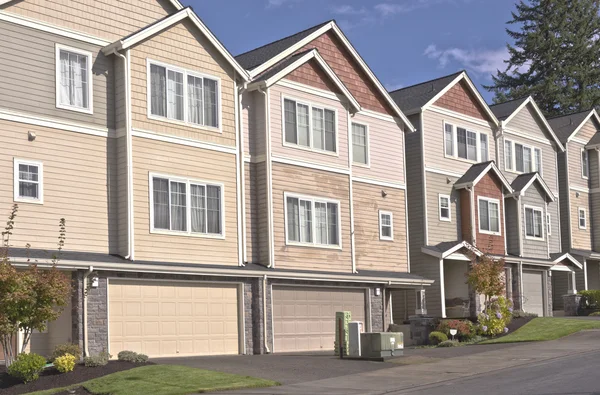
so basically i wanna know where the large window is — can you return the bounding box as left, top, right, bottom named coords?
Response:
left=56, top=45, right=92, bottom=113
left=579, top=208, right=587, bottom=229
left=352, top=123, right=369, bottom=165
left=379, top=211, right=393, bottom=240
left=525, top=206, right=544, bottom=239
left=149, top=60, right=220, bottom=129
left=439, top=194, right=451, bottom=221
left=151, top=175, right=223, bottom=237
left=285, top=193, right=340, bottom=247
left=13, top=159, right=43, bottom=204
left=478, top=197, right=500, bottom=235
left=504, top=139, right=542, bottom=174
left=284, top=98, right=336, bottom=153
left=582, top=149, right=589, bottom=179
left=443, top=122, right=488, bottom=162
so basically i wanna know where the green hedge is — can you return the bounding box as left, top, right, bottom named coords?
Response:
left=579, top=290, right=600, bottom=309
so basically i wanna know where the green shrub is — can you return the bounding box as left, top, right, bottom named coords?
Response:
left=512, top=310, right=538, bottom=318
left=579, top=290, right=600, bottom=309
left=51, top=343, right=82, bottom=362
left=437, top=319, right=475, bottom=341
left=54, top=353, right=76, bottom=373
left=117, top=350, right=148, bottom=363
left=478, top=296, right=513, bottom=337
left=8, top=353, right=47, bottom=383
left=84, top=351, right=111, bottom=367
left=438, top=340, right=460, bottom=347
left=589, top=311, right=600, bottom=316
left=428, top=331, right=448, bottom=345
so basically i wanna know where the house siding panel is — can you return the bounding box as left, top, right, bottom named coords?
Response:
left=567, top=140, right=589, bottom=190
left=426, top=171, right=461, bottom=245
left=245, top=163, right=259, bottom=264
left=410, top=255, right=443, bottom=317
left=256, top=163, right=270, bottom=266
left=286, top=60, right=340, bottom=93
left=573, top=118, right=599, bottom=142
left=505, top=197, right=520, bottom=256
left=433, top=81, right=488, bottom=120
left=521, top=183, right=549, bottom=259
left=571, top=189, right=591, bottom=251
left=557, top=151, right=571, bottom=251
left=473, top=173, right=505, bottom=255
left=547, top=200, right=561, bottom=254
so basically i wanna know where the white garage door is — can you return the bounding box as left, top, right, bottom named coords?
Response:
left=522, top=270, right=545, bottom=316
left=109, top=280, right=240, bottom=358
left=272, top=286, right=366, bottom=353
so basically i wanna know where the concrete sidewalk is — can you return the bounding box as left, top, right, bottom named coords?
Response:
left=226, top=330, right=600, bottom=395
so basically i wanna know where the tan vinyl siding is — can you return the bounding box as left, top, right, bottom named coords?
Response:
left=353, top=182, right=408, bottom=272
left=0, top=120, right=112, bottom=252
left=521, top=183, right=549, bottom=259
left=411, top=255, right=442, bottom=317
left=3, top=0, right=176, bottom=41
left=116, top=136, right=128, bottom=257
left=256, top=163, right=269, bottom=265
left=0, top=20, right=112, bottom=128
left=506, top=104, right=550, bottom=142
left=573, top=118, right=600, bottom=142
left=244, top=163, right=259, bottom=264
left=567, top=140, right=589, bottom=189
left=270, top=82, right=349, bottom=168
left=131, top=136, right=239, bottom=265
left=271, top=162, right=351, bottom=272
left=130, top=20, right=236, bottom=147
left=571, top=189, right=591, bottom=251
left=351, top=112, right=405, bottom=184
left=426, top=171, right=461, bottom=245
left=547, top=200, right=561, bottom=254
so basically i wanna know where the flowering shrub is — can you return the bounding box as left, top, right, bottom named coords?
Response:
left=54, top=353, right=76, bottom=373
left=436, top=319, right=475, bottom=341
left=477, top=296, right=512, bottom=337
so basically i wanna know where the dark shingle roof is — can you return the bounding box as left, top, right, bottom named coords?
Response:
left=510, top=172, right=537, bottom=193
left=388, top=71, right=463, bottom=113
left=588, top=131, right=600, bottom=146
left=235, top=20, right=331, bottom=70
left=253, top=49, right=314, bottom=82
left=455, top=161, right=494, bottom=185
left=547, top=110, right=593, bottom=144
left=488, top=97, right=529, bottom=120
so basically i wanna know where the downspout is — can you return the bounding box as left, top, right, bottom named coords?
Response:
left=517, top=195, right=523, bottom=257
left=259, top=88, right=274, bottom=268
left=469, top=186, right=476, bottom=245
left=347, top=111, right=356, bottom=273
left=83, top=266, right=93, bottom=357
left=238, top=82, right=248, bottom=264
left=234, top=74, right=244, bottom=266
left=263, top=275, right=271, bottom=353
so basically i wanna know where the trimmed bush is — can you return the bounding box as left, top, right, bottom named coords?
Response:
left=478, top=296, right=513, bottom=337
left=84, top=351, right=111, bottom=367
left=580, top=290, right=600, bottom=309
left=117, top=350, right=148, bottom=363
left=51, top=343, right=82, bottom=362
left=8, top=353, right=47, bottom=383
left=589, top=311, right=600, bottom=316
left=54, top=353, right=76, bottom=373
left=428, top=331, right=448, bottom=345
left=438, top=340, right=460, bottom=347
left=512, top=310, right=538, bottom=318
left=437, top=319, right=475, bottom=341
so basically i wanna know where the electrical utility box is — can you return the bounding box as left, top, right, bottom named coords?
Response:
left=348, top=321, right=363, bottom=357
left=360, top=332, right=404, bottom=358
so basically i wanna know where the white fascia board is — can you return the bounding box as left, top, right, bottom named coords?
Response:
left=567, top=109, right=600, bottom=143
left=551, top=253, right=583, bottom=270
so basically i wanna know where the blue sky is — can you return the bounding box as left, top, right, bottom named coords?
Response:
left=185, top=0, right=519, bottom=102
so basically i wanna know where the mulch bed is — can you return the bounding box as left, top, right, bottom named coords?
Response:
left=0, top=360, right=154, bottom=395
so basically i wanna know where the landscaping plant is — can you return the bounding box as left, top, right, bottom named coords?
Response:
left=7, top=352, right=47, bottom=383
left=84, top=351, right=111, bottom=367
left=438, top=340, right=460, bottom=347
left=466, top=253, right=506, bottom=312
left=579, top=290, right=600, bottom=310
left=118, top=350, right=149, bottom=363
left=54, top=353, right=76, bottom=373
left=428, top=331, right=448, bottom=345
left=478, top=296, right=512, bottom=337
left=437, top=319, right=475, bottom=341
left=51, top=343, right=82, bottom=362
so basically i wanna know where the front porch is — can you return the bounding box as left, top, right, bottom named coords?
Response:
left=443, top=258, right=472, bottom=319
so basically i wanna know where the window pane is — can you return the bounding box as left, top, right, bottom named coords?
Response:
left=286, top=197, right=300, bottom=242
left=489, top=202, right=499, bottom=232
left=150, top=64, right=167, bottom=117
left=467, top=131, right=477, bottom=161
left=534, top=148, right=541, bottom=173
left=59, top=50, right=89, bottom=109
left=440, top=197, right=450, bottom=219
left=167, top=70, right=184, bottom=121
left=203, top=78, right=218, bottom=128
left=444, top=124, right=453, bottom=156
left=314, top=202, right=328, bottom=244
left=327, top=203, right=338, bottom=245
left=523, top=147, right=532, bottom=172
left=480, top=134, right=488, bottom=162
left=352, top=123, right=368, bottom=164
left=479, top=200, right=489, bottom=231
left=525, top=208, right=534, bottom=236
left=18, top=164, right=39, bottom=199
left=170, top=181, right=186, bottom=231
left=297, top=104, right=310, bottom=147
left=457, top=128, right=467, bottom=159
left=299, top=199, right=312, bottom=242
left=190, top=184, right=206, bottom=233
left=515, top=144, right=524, bottom=172
left=312, top=108, right=324, bottom=150
left=324, top=110, right=336, bottom=152
left=284, top=99, right=297, bottom=144
left=505, top=140, right=513, bottom=170
left=583, top=151, right=589, bottom=177
left=187, top=75, right=203, bottom=125
left=153, top=177, right=170, bottom=229
left=206, top=185, right=221, bottom=234
left=381, top=213, right=392, bottom=238
left=534, top=210, right=542, bottom=237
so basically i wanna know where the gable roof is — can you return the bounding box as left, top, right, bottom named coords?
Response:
left=550, top=253, right=583, bottom=270
left=248, top=48, right=361, bottom=112
left=454, top=161, right=513, bottom=192
left=0, top=0, right=185, bottom=10
left=102, top=7, right=250, bottom=81
left=587, top=131, right=600, bottom=148
left=508, top=172, right=555, bottom=202
left=421, top=240, right=482, bottom=259
left=234, top=20, right=414, bottom=130
left=490, top=96, right=564, bottom=151
left=547, top=109, right=600, bottom=144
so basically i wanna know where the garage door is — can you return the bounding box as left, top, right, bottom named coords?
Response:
left=272, top=286, right=366, bottom=353
left=109, top=280, right=239, bottom=358
left=522, top=270, right=545, bottom=316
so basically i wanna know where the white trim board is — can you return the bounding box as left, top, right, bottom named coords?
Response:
left=0, top=107, right=110, bottom=137
left=131, top=128, right=237, bottom=155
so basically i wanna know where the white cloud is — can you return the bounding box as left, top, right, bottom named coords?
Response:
left=331, top=5, right=368, bottom=15
left=424, top=44, right=509, bottom=76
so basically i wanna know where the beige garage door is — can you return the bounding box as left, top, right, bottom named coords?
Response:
left=272, top=286, right=366, bottom=353
left=522, top=270, right=544, bottom=316
left=109, top=280, right=239, bottom=358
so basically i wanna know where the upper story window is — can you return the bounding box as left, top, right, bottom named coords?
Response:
left=504, top=139, right=541, bottom=174
left=444, top=122, right=488, bottom=163
left=150, top=174, right=224, bottom=237
left=379, top=211, right=393, bottom=240
left=148, top=60, right=220, bottom=130
left=284, top=98, right=336, bottom=154
left=56, top=44, right=92, bottom=114
left=13, top=159, right=43, bottom=204
left=478, top=197, right=500, bottom=235
left=582, top=149, right=589, bottom=179
left=579, top=207, right=587, bottom=229
left=524, top=206, right=544, bottom=240
left=352, top=122, right=369, bottom=165
left=439, top=194, right=451, bottom=221
left=285, top=193, right=340, bottom=248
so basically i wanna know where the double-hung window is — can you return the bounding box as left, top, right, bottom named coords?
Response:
left=504, top=139, right=542, bottom=174
left=285, top=194, right=340, bottom=247
left=582, top=149, right=589, bottom=179
left=579, top=208, right=587, bottom=229
left=149, top=60, right=220, bottom=129
left=379, top=211, right=393, bottom=240
left=443, top=122, right=488, bottom=162
left=439, top=194, right=451, bottom=221
left=284, top=98, right=336, bottom=153
left=56, top=45, right=92, bottom=113
left=525, top=206, right=544, bottom=239
left=352, top=123, right=369, bottom=165
left=13, top=159, right=43, bottom=204
left=478, top=197, right=500, bottom=235
left=151, top=175, right=223, bottom=237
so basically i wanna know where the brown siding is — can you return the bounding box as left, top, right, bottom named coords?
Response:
left=286, top=60, right=340, bottom=93
left=474, top=173, right=505, bottom=255
left=433, top=81, right=488, bottom=120
left=460, top=189, right=471, bottom=242
left=353, top=182, right=408, bottom=272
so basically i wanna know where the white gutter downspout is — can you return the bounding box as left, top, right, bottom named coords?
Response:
left=263, top=275, right=271, bottom=353
left=517, top=195, right=523, bottom=257
left=259, top=88, right=274, bottom=268
left=83, top=265, right=93, bottom=357
left=238, top=82, right=248, bottom=264
left=234, top=74, right=244, bottom=267
left=347, top=111, right=357, bottom=273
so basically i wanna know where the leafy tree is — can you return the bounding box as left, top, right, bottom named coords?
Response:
left=486, top=0, right=600, bottom=116
left=466, top=254, right=506, bottom=311
left=0, top=205, right=71, bottom=366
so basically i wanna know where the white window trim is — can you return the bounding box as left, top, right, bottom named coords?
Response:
left=578, top=207, right=587, bottom=230
left=581, top=148, right=589, bottom=179
left=351, top=121, right=370, bottom=168
left=148, top=172, right=225, bottom=239
left=283, top=192, right=342, bottom=249
left=13, top=158, right=44, bottom=204
left=478, top=196, right=501, bottom=236
left=443, top=121, right=489, bottom=164
left=524, top=205, right=545, bottom=241
left=547, top=213, right=552, bottom=235
left=55, top=44, right=93, bottom=114
left=146, top=58, right=222, bottom=133
left=504, top=138, right=543, bottom=175
left=281, top=95, right=339, bottom=156
left=379, top=210, right=394, bottom=241
left=438, top=194, right=451, bottom=222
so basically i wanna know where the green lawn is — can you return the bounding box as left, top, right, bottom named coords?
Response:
left=481, top=317, right=600, bottom=344
left=28, top=365, right=279, bottom=395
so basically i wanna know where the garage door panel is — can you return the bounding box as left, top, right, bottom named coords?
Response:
left=523, top=270, right=545, bottom=316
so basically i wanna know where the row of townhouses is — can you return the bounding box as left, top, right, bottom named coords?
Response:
left=0, top=0, right=598, bottom=360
